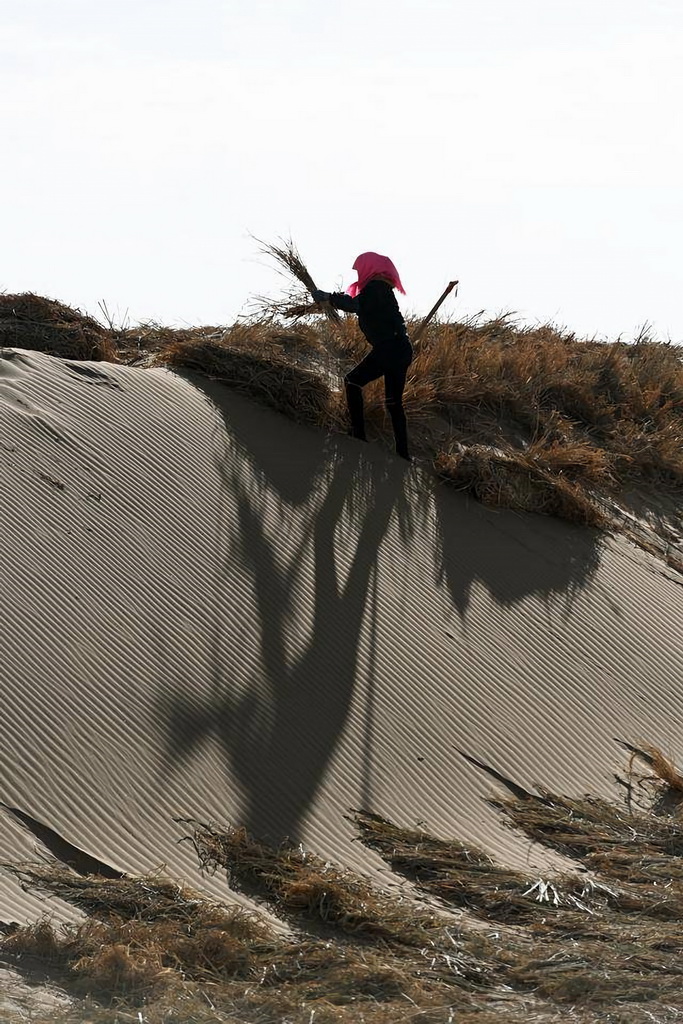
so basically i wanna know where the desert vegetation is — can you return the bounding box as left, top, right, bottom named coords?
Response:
left=2, top=284, right=682, bottom=571
left=2, top=746, right=683, bottom=1022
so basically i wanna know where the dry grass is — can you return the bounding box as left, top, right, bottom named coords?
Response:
left=434, top=444, right=607, bottom=528
left=489, top=745, right=683, bottom=891
left=256, top=236, right=342, bottom=324
left=350, top=749, right=683, bottom=927
left=183, top=819, right=448, bottom=948
left=619, top=740, right=683, bottom=814
left=6, top=754, right=683, bottom=1022
left=162, top=335, right=335, bottom=427
left=348, top=769, right=683, bottom=1010
left=0, top=863, right=497, bottom=1023
left=352, top=810, right=546, bottom=925
left=3, top=288, right=683, bottom=563
left=0, top=293, right=115, bottom=361
left=118, top=308, right=683, bottom=552
left=1, top=867, right=243, bottom=925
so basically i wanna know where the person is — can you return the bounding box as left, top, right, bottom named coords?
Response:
left=312, top=252, right=413, bottom=461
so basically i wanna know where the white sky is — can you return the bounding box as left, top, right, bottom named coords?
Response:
left=2, top=0, right=682, bottom=339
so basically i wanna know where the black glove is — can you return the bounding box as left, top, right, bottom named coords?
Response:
left=311, top=289, right=331, bottom=303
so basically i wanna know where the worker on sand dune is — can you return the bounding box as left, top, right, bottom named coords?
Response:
left=312, top=252, right=413, bottom=461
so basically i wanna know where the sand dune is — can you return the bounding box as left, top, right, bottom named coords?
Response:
left=1, top=347, right=682, bottom=922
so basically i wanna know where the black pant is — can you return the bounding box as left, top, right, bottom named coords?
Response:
left=344, top=349, right=411, bottom=459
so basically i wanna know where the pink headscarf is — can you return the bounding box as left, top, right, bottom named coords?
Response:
left=346, top=252, right=406, bottom=298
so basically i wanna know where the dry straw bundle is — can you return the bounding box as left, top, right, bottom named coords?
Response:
left=0, top=293, right=114, bottom=361
left=183, top=817, right=445, bottom=948
left=2, top=864, right=221, bottom=923
left=163, top=337, right=334, bottom=427
left=434, top=444, right=607, bottom=529
left=257, top=237, right=341, bottom=324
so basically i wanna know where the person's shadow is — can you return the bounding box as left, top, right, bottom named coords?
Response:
left=158, top=375, right=603, bottom=844
left=161, top=377, right=416, bottom=843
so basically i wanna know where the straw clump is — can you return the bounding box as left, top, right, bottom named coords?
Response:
left=434, top=443, right=607, bottom=529
left=491, top=744, right=683, bottom=887
left=162, top=333, right=335, bottom=428
left=257, top=236, right=341, bottom=324
left=0, top=870, right=269, bottom=1005
left=184, top=819, right=451, bottom=949
left=0, top=862, right=498, bottom=1022
left=0, top=293, right=114, bottom=361
left=621, top=741, right=683, bottom=815
left=7, top=755, right=683, bottom=1023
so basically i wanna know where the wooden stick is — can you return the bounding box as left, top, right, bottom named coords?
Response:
left=411, top=280, right=458, bottom=346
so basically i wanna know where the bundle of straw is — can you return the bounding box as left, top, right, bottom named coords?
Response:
left=0, top=293, right=115, bottom=361
left=259, top=237, right=341, bottom=324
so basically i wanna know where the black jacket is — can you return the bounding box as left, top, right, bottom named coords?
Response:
left=330, top=279, right=412, bottom=359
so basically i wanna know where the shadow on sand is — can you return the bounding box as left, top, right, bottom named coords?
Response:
left=160, top=378, right=602, bottom=844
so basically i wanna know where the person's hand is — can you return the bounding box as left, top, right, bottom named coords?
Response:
left=311, top=289, right=331, bottom=303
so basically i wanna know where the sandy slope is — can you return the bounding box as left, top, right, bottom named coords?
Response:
left=1, top=347, right=682, bottom=923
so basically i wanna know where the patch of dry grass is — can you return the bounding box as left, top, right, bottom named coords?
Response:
left=183, top=819, right=459, bottom=950
left=161, top=335, right=335, bottom=427
left=349, top=777, right=683, bottom=1010
left=4, top=288, right=683, bottom=560
left=495, top=790, right=683, bottom=878
left=488, top=745, right=683, bottom=895
left=1, top=868, right=271, bottom=999
left=0, top=862, right=496, bottom=1023
left=7, top=753, right=683, bottom=1024
left=0, top=293, right=115, bottom=361
left=434, top=443, right=608, bottom=528
left=352, top=810, right=543, bottom=924
left=2, top=867, right=242, bottom=925
left=142, top=308, right=683, bottom=544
